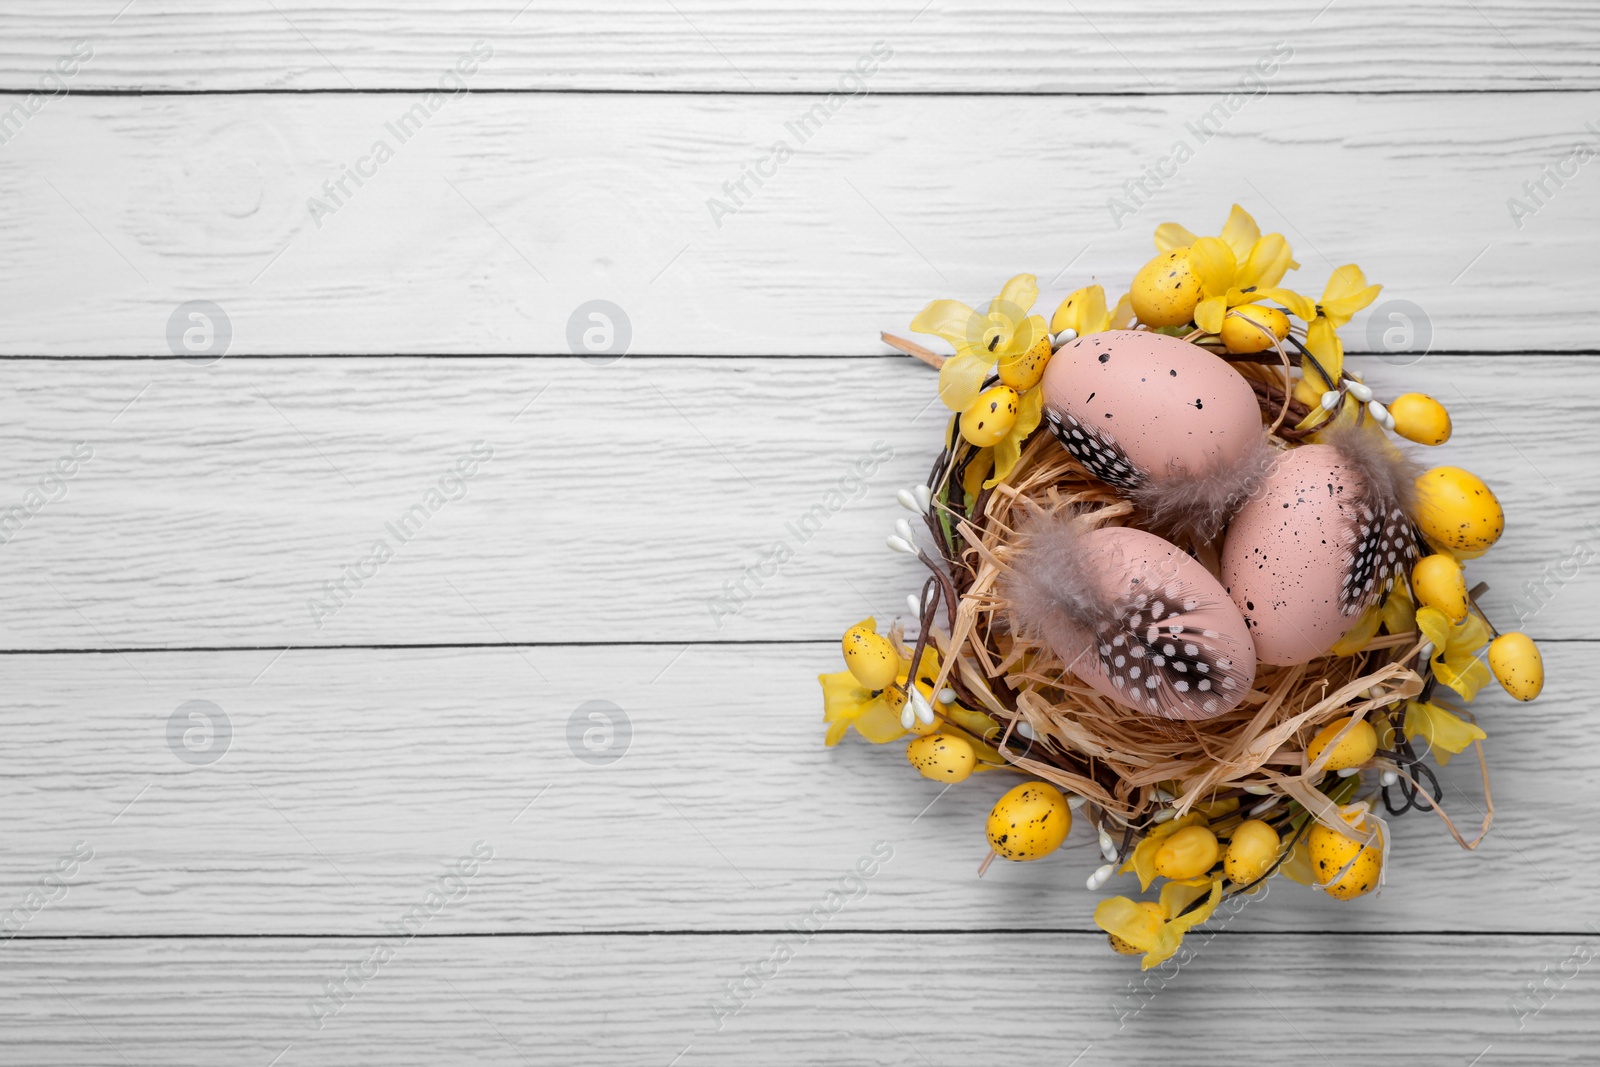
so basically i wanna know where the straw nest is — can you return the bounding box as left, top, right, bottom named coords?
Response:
left=908, top=359, right=1491, bottom=855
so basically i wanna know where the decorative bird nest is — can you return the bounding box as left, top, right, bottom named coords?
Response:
left=819, top=205, right=1539, bottom=967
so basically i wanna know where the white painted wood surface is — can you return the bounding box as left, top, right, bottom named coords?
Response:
left=0, top=356, right=1589, bottom=646
left=0, top=643, right=1591, bottom=935
left=1, top=0, right=1596, bottom=92
left=2, top=2, right=1596, bottom=1063
left=0, top=92, right=1596, bottom=354
left=3, top=935, right=1596, bottom=1065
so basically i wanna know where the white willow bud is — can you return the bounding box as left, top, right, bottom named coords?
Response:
left=894, top=518, right=916, bottom=544
left=1087, top=863, right=1114, bottom=891
left=914, top=484, right=933, bottom=513
left=896, top=488, right=923, bottom=514
left=1346, top=380, right=1373, bottom=402
left=887, top=535, right=917, bottom=555
left=1320, top=390, right=1341, bottom=411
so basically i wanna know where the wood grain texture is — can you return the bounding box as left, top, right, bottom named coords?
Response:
left=2, top=934, right=1596, bottom=1065
left=2, top=0, right=1597, bottom=93
left=0, top=642, right=1588, bottom=935
left=1, top=92, right=1596, bottom=354
left=0, top=356, right=1588, bottom=648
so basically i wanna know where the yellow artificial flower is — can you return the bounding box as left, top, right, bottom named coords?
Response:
left=910, top=274, right=1050, bottom=413
left=1154, top=205, right=1302, bottom=335
left=1404, top=700, right=1487, bottom=767
left=1295, top=265, right=1383, bottom=399
left=1049, top=283, right=1133, bottom=338
left=1415, top=605, right=1491, bottom=701
left=1094, top=878, right=1224, bottom=970
left=821, top=626, right=941, bottom=746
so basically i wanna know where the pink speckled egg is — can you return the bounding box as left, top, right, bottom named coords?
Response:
left=1009, top=523, right=1257, bottom=721
left=1039, top=330, right=1263, bottom=497
left=1220, top=444, right=1388, bottom=666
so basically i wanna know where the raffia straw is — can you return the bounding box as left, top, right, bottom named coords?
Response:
left=918, top=404, right=1465, bottom=844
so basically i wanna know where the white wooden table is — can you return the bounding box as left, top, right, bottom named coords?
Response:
left=2, top=3, right=1597, bottom=1063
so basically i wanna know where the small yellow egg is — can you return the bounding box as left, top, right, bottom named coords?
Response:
left=1151, top=824, right=1220, bottom=880
left=986, top=782, right=1071, bottom=862
left=841, top=623, right=897, bottom=689
left=1412, top=553, right=1469, bottom=623
left=906, top=732, right=976, bottom=782
left=1388, top=392, right=1452, bottom=446
left=1309, top=816, right=1382, bottom=901
left=1219, top=306, right=1290, bottom=354
left=1129, top=248, right=1202, bottom=328
left=1107, top=900, right=1167, bottom=955
left=1222, top=819, right=1281, bottom=886
left=998, top=329, right=1052, bottom=390
left=1415, top=466, right=1504, bottom=560
left=1489, top=632, right=1544, bottom=701
left=1306, top=717, right=1377, bottom=771
left=960, top=385, right=1020, bottom=448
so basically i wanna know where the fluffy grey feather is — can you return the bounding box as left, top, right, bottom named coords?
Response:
left=1325, top=424, right=1426, bottom=614
left=1000, top=511, right=1127, bottom=659
left=1127, top=432, right=1276, bottom=547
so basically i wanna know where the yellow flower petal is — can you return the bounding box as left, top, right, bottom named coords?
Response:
left=937, top=351, right=993, bottom=412
left=1250, top=285, right=1317, bottom=322
left=851, top=696, right=911, bottom=744
left=1189, top=237, right=1238, bottom=299
left=996, top=315, right=1049, bottom=366
left=1095, top=896, right=1166, bottom=952
left=1219, top=205, right=1262, bottom=264
left=1153, top=222, right=1198, bottom=253
left=1194, top=294, right=1228, bottom=336
left=1120, top=812, right=1206, bottom=891
left=991, top=274, right=1040, bottom=319
left=1239, top=233, right=1297, bottom=290
left=1109, top=291, right=1135, bottom=329
left=1279, top=830, right=1316, bottom=885
left=910, top=299, right=982, bottom=349
left=1320, top=265, right=1382, bottom=327
left=1382, top=581, right=1417, bottom=636
left=1142, top=879, right=1222, bottom=970
left=1303, top=317, right=1344, bottom=389
left=1405, top=700, right=1486, bottom=766
left=1051, top=285, right=1108, bottom=337
left=1330, top=603, right=1383, bottom=656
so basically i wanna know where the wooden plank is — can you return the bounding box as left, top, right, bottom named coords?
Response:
left=0, top=642, right=1588, bottom=935
left=0, top=92, right=1596, bottom=354
left=1, top=933, right=1595, bottom=1064
left=2, top=1, right=1597, bottom=93
left=0, top=356, right=1588, bottom=647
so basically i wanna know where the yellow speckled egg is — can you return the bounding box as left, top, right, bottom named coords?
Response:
left=841, top=622, right=898, bottom=689
left=1108, top=900, right=1167, bottom=955
left=1388, top=393, right=1452, bottom=446
left=1415, top=466, right=1503, bottom=560
left=1152, top=824, right=1220, bottom=880
left=998, top=330, right=1053, bottom=390
left=1223, top=819, right=1281, bottom=885
left=986, top=782, right=1071, bottom=861
left=1489, top=632, right=1544, bottom=701
left=1412, top=553, right=1468, bottom=622
left=1219, top=306, right=1290, bottom=354
left=1309, top=814, right=1382, bottom=901
left=1130, top=248, right=1202, bottom=327
left=961, top=385, right=1020, bottom=447
left=906, top=732, right=976, bottom=782
left=1306, top=716, right=1377, bottom=771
